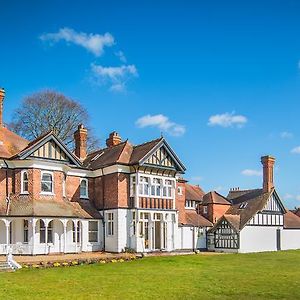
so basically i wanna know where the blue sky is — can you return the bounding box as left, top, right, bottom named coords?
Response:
left=1, top=0, right=300, bottom=208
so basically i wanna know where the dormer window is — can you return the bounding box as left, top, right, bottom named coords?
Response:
left=21, top=170, right=29, bottom=194
left=239, top=202, right=248, bottom=209
left=41, top=172, right=53, bottom=194
left=80, top=178, right=89, bottom=199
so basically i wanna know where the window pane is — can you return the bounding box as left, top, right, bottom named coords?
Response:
left=42, top=173, right=52, bottom=181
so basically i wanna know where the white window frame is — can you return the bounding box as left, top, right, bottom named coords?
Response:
left=203, top=206, right=208, bottom=214
left=21, top=170, right=29, bottom=194
left=40, top=171, right=54, bottom=195
left=137, top=174, right=175, bottom=199
left=80, top=178, right=89, bottom=199
left=23, top=220, right=29, bottom=243
left=151, top=178, right=162, bottom=197
left=107, top=212, right=114, bottom=236
left=88, top=221, right=98, bottom=243
left=130, top=175, right=136, bottom=197
left=185, top=200, right=196, bottom=209
left=139, top=176, right=150, bottom=196
left=177, top=186, right=183, bottom=196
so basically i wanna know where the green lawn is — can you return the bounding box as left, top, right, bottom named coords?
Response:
left=1, top=251, right=300, bottom=300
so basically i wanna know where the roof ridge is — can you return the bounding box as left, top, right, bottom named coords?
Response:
left=87, top=140, right=128, bottom=157
left=132, top=137, right=163, bottom=149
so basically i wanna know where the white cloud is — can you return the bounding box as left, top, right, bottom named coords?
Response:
left=208, top=112, right=247, bottom=128
left=284, top=193, right=294, bottom=200
left=40, top=27, right=114, bottom=56
left=283, top=193, right=300, bottom=202
left=190, top=176, right=203, bottom=182
left=136, top=114, right=186, bottom=136
left=241, top=169, right=262, bottom=177
left=115, top=51, right=127, bottom=63
left=91, top=64, right=138, bottom=92
left=291, top=146, right=300, bottom=154
left=214, top=186, right=224, bottom=193
left=280, top=131, right=293, bottom=139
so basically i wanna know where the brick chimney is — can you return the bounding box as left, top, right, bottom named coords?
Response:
left=74, top=124, right=87, bottom=160
left=106, top=131, right=122, bottom=147
left=261, top=155, right=275, bottom=193
left=0, top=88, right=5, bottom=127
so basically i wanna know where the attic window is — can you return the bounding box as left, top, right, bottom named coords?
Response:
left=239, top=202, right=248, bottom=209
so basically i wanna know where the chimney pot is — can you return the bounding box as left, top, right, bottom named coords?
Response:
left=106, top=131, right=122, bottom=147
left=261, top=155, right=275, bottom=193
left=74, top=124, right=88, bottom=160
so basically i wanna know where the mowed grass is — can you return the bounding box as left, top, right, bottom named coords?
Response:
left=1, top=251, right=300, bottom=300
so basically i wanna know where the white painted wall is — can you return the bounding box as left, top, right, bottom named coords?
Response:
left=177, top=226, right=207, bottom=250
left=104, top=209, right=129, bottom=253
left=282, top=229, right=300, bottom=250
left=239, top=225, right=281, bottom=253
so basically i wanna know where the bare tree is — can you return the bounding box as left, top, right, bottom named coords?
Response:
left=9, top=90, right=99, bottom=151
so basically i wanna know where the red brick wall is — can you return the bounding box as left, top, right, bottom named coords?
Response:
left=176, top=181, right=186, bottom=224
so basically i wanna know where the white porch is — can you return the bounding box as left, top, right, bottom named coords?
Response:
left=0, top=217, right=102, bottom=255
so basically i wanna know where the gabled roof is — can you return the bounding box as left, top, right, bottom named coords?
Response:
left=0, top=127, right=29, bottom=158
left=202, top=191, right=231, bottom=205
left=221, top=188, right=286, bottom=231
left=84, top=137, right=186, bottom=172
left=185, top=184, right=205, bottom=201
left=129, top=138, right=163, bottom=164
left=179, top=210, right=212, bottom=227
left=14, top=131, right=82, bottom=167
left=135, top=138, right=186, bottom=172
left=208, top=214, right=241, bottom=233
left=84, top=141, right=132, bottom=170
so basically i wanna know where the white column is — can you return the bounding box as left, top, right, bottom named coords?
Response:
left=61, top=219, right=67, bottom=253
left=74, top=220, right=78, bottom=253
left=31, top=218, right=37, bottom=255
left=135, top=172, right=140, bottom=208
left=45, top=221, right=48, bottom=255
left=5, top=222, right=10, bottom=254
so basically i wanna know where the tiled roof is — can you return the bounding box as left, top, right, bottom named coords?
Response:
left=202, top=191, right=231, bottom=205
left=83, top=141, right=131, bottom=169
left=224, top=189, right=272, bottom=230
left=1, top=197, right=101, bottom=219
left=284, top=211, right=300, bottom=229
left=129, top=138, right=163, bottom=164
left=0, top=127, right=29, bottom=158
left=84, top=138, right=164, bottom=170
left=185, top=184, right=205, bottom=201
left=179, top=210, right=212, bottom=227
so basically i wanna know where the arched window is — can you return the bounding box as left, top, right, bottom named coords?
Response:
left=21, top=170, right=29, bottom=194
left=41, top=172, right=53, bottom=194
left=39, top=220, right=53, bottom=243
left=80, top=179, right=88, bottom=198
left=39, top=220, right=46, bottom=243
left=72, top=222, right=81, bottom=243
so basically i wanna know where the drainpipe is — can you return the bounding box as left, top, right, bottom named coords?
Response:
left=3, top=160, right=10, bottom=215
